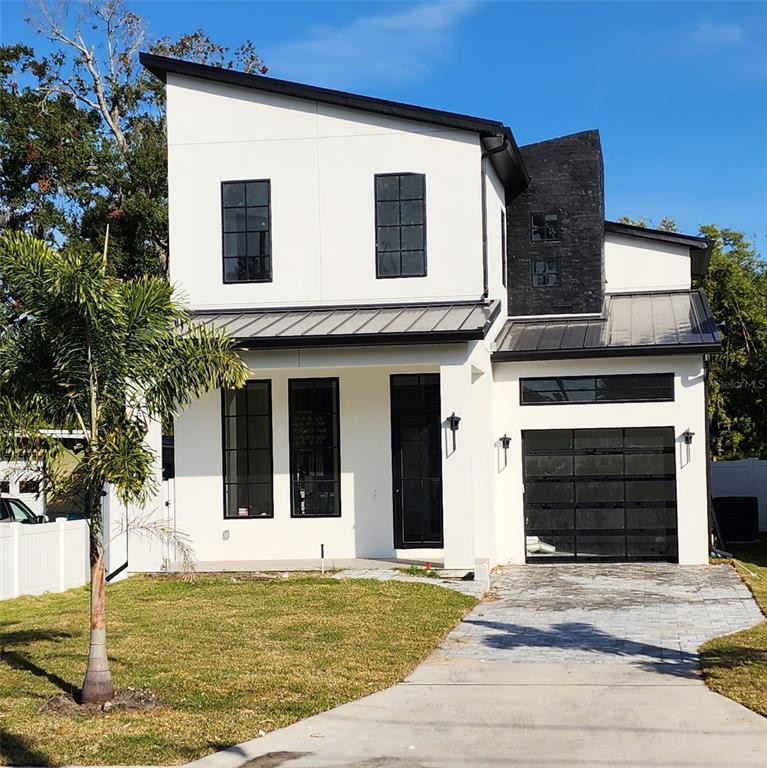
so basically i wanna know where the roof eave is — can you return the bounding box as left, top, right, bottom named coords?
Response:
left=236, top=328, right=488, bottom=350
left=491, top=342, right=722, bottom=363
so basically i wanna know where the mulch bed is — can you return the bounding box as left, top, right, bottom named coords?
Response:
left=40, top=687, right=159, bottom=714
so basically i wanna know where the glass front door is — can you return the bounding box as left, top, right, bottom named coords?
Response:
left=390, top=374, right=443, bottom=548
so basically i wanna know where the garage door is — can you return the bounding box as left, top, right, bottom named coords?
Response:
left=523, top=427, right=678, bottom=562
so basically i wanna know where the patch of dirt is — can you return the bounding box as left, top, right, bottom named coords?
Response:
left=40, top=687, right=159, bottom=714
left=152, top=571, right=279, bottom=582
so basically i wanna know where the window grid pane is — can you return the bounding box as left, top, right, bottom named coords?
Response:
left=289, top=378, right=341, bottom=517
left=375, top=173, right=426, bottom=278
left=521, top=374, right=674, bottom=406
left=531, top=211, right=560, bottom=241
left=222, top=180, right=272, bottom=283
left=222, top=381, right=274, bottom=518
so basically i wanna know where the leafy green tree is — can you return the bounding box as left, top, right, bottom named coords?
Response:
left=1, top=0, right=267, bottom=278
left=619, top=216, right=767, bottom=459
left=617, top=215, right=679, bottom=232
left=0, top=231, right=248, bottom=703
left=700, top=225, right=767, bottom=459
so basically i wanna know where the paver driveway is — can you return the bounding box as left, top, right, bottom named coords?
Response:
left=441, top=563, right=763, bottom=667
left=189, top=564, right=767, bottom=768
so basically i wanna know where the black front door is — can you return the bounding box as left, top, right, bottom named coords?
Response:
left=390, top=374, right=443, bottom=548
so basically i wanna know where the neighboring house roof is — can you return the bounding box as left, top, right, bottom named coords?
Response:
left=139, top=53, right=530, bottom=197
left=604, top=220, right=711, bottom=279
left=492, top=290, right=721, bottom=361
left=194, top=299, right=501, bottom=349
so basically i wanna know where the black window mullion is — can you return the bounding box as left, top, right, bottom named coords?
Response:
left=375, top=173, right=425, bottom=279
left=222, top=180, right=272, bottom=284
left=222, top=381, right=273, bottom=519
left=289, top=378, right=341, bottom=518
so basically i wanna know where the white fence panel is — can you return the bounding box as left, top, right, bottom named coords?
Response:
left=0, top=525, right=15, bottom=600
left=711, top=458, right=767, bottom=531
left=0, top=518, right=89, bottom=600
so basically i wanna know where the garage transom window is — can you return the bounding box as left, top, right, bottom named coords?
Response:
left=521, top=374, right=674, bottom=405
left=523, top=427, right=678, bottom=562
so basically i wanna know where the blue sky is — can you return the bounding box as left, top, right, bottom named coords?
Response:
left=2, top=0, right=766, bottom=254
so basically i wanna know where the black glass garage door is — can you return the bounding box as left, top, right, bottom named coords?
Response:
left=523, top=427, right=678, bottom=562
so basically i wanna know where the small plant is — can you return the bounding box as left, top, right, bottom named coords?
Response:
left=397, top=564, right=440, bottom=579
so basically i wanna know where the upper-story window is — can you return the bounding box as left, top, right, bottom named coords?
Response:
left=532, top=258, right=559, bottom=287
left=531, top=211, right=559, bottom=242
left=222, top=180, right=272, bottom=283
left=375, top=173, right=426, bottom=278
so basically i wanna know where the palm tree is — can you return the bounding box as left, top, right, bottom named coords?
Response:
left=0, top=231, right=247, bottom=703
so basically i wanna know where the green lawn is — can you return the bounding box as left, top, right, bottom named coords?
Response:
left=700, top=537, right=767, bottom=717
left=0, top=575, right=475, bottom=765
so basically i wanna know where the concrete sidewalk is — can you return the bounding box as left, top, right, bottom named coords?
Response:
left=183, top=659, right=766, bottom=768
left=180, top=564, right=766, bottom=768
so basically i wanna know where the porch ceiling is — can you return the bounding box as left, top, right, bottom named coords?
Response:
left=492, top=289, right=721, bottom=361
left=193, top=299, right=501, bottom=349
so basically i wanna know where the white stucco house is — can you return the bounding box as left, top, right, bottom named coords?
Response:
left=133, top=53, right=720, bottom=572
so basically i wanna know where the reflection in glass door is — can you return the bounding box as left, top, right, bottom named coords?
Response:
left=390, top=374, right=443, bottom=548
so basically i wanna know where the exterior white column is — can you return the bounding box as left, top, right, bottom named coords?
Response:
left=440, top=363, right=475, bottom=570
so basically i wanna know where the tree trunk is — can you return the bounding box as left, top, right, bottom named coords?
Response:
left=81, top=508, right=114, bottom=704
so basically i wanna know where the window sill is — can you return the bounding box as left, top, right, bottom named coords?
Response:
left=375, top=273, right=427, bottom=280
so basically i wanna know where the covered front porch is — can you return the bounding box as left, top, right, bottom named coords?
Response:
left=171, top=337, right=497, bottom=571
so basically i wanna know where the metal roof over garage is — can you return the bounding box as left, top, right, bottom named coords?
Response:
left=194, top=299, right=501, bottom=349
left=492, top=290, right=721, bottom=361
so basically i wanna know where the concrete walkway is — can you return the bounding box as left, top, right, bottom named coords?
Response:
left=186, top=564, right=766, bottom=768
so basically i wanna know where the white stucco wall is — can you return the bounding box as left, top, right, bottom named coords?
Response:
left=604, top=233, right=692, bottom=293
left=492, top=354, right=710, bottom=565
left=485, top=163, right=508, bottom=319
left=166, top=74, right=487, bottom=310
left=172, top=343, right=493, bottom=567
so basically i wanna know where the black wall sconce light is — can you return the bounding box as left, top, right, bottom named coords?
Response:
left=447, top=412, right=461, bottom=451
left=682, top=429, right=695, bottom=463
left=500, top=434, right=511, bottom=467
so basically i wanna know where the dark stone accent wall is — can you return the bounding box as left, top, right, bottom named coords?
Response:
left=506, top=130, right=605, bottom=316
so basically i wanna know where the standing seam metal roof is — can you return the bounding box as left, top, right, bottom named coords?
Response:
left=194, top=300, right=501, bottom=348
left=492, top=290, right=720, bottom=361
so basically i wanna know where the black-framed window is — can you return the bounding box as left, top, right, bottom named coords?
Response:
left=531, top=211, right=559, bottom=241
left=0, top=481, right=9, bottom=494
left=289, top=378, right=341, bottom=517
left=532, top=258, right=559, bottom=287
left=521, top=374, right=675, bottom=405
left=222, top=381, right=274, bottom=518
left=501, top=209, right=507, bottom=288
left=18, top=480, right=39, bottom=494
left=222, top=180, right=272, bottom=283
left=375, top=173, right=426, bottom=278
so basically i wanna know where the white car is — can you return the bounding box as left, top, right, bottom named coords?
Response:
left=0, top=496, right=48, bottom=524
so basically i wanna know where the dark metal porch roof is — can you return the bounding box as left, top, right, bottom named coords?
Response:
left=194, top=299, right=501, bottom=349
left=492, top=290, right=721, bottom=361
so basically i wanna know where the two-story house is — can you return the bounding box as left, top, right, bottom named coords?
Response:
left=137, top=53, right=720, bottom=571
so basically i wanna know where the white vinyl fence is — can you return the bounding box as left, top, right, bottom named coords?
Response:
left=0, top=518, right=90, bottom=600
left=710, top=458, right=767, bottom=532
